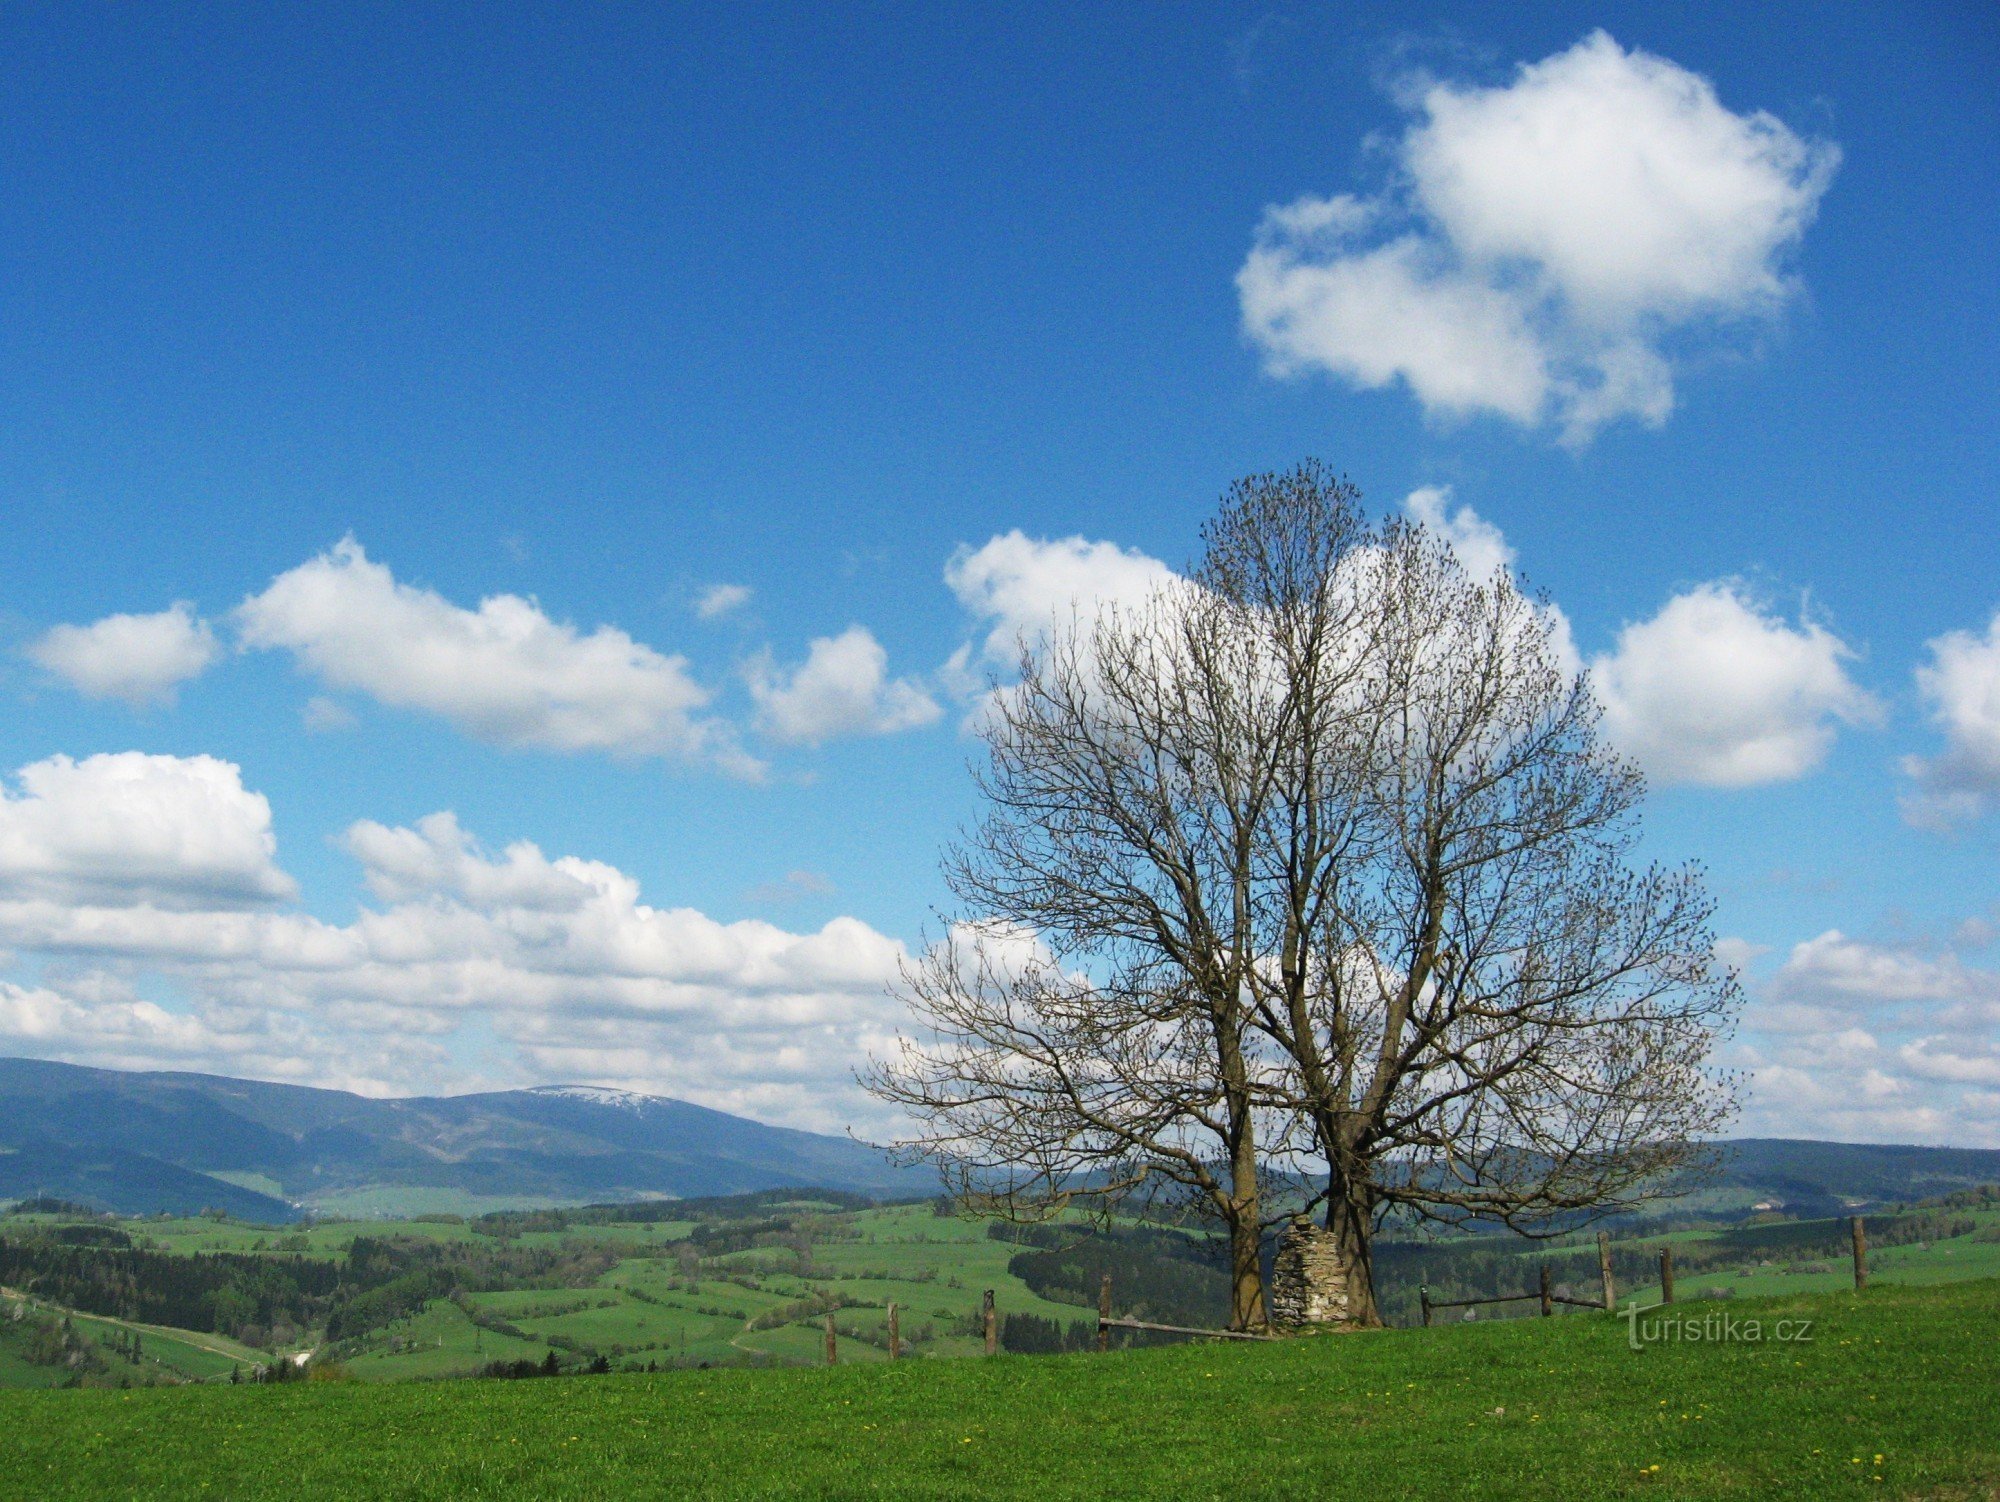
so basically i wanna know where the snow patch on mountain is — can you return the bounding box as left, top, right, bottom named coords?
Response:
left=527, top=1085, right=660, bottom=1112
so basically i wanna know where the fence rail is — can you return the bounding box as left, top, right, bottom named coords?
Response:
left=1098, top=1316, right=1277, bottom=1342
left=818, top=1217, right=1876, bottom=1362
left=1421, top=1255, right=1610, bottom=1325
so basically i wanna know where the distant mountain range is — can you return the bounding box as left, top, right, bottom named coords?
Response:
left=1700, top=1137, right=2000, bottom=1219
left=0, top=1057, right=1994, bottom=1224
left=0, top=1057, right=933, bottom=1221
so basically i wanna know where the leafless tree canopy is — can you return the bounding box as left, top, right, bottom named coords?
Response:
left=865, top=463, right=1740, bottom=1329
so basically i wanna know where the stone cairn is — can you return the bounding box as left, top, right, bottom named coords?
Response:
left=1269, top=1216, right=1364, bottom=1330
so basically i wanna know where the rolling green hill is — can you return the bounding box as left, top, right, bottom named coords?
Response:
left=1707, top=1138, right=2000, bottom=1217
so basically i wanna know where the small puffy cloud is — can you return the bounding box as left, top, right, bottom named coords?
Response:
left=0, top=752, right=295, bottom=909
left=238, top=539, right=750, bottom=773
left=341, top=811, right=598, bottom=910
left=1712, top=936, right=1770, bottom=977
left=1767, top=930, right=1985, bottom=1010
left=1242, top=227, right=1555, bottom=424
left=1901, top=609, right=2000, bottom=830
left=26, top=603, right=218, bottom=708
left=1897, top=1037, right=2000, bottom=1087
left=696, top=583, right=753, bottom=620
left=747, top=626, right=941, bottom=746
left=1590, top=582, right=1877, bottom=787
left=1238, top=30, right=1838, bottom=443
left=945, top=531, right=1177, bottom=673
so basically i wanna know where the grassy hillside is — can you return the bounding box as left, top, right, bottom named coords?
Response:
left=3, top=1188, right=1998, bottom=1390
left=2, top=1279, right=1993, bottom=1499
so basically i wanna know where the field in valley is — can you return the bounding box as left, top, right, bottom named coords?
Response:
left=2, top=1188, right=1998, bottom=1388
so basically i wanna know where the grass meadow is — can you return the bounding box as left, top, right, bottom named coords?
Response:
left=1, top=1278, right=1991, bottom=1499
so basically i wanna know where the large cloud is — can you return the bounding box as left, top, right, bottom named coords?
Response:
left=0, top=760, right=909, bottom=1131
left=238, top=539, right=753, bottom=774
left=1901, top=609, right=2000, bottom=830
left=1399, top=487, right=1585, bottom=682
left=1590, top=583, right=1877, bottom=787
left=746, top=626, right=941, bottom=746
left=26, top=603, right=218, bottom=708
left=0, top=752, right=295, bottom=909
left=1238, top=31, right=1838, bottom=443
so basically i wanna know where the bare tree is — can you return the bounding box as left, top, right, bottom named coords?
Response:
left=1202, top=474, right=1740, bottom=1327
left=867, top=464, right=1739, bottom=1333
left=863, top=484, right=1376, bottom=1328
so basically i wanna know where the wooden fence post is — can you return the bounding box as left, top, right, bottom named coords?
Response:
left=1419, top=1284, right=1431, bottom=1327
left=982, top=1289, right=996, bottom=1356
left=887, top=1302, right=900, bottom=1361
left=1539, top=1262, right=1552, bottom=1317
left=824, top=1313, right=836, bottom=1366
left=1597, top=1232, right=1615, bottom=1312
left=1659, top=1247, right=1675, bottom=1305
left=1097, top=1274, right=1111, bottom=1353
left=1851, top=1216, right=1868, bottom=1290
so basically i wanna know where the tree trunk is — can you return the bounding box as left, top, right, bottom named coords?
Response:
left=1218, top=1010, right=1268, bottom=1332
left=1321, top=1189, right=1382, bottom=1328
left=1226, top=1204, right=1268, bottom=1332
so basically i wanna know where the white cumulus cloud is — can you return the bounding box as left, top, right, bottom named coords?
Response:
left=1395, top=488, right=1572, bottom=682
left=26, top=603, right=218, bottom=708
left=1590, top=582, right=1876, bottom=787
left=944, top=530, right=1177, bottom=679
left=1238, top=30, right=1839, bottom=443
left=0, top=752, right=295, bottom=910
left=1901, top=609, right=2000, bottom=830
left=1733, top=928, right=2000, bottom=1145
left=1402, top=486, right=1516, bottom=584
left=695, top=583, right=753, bottom=620
left=237, top=539, right=751, bottom=773
left=0, top=756, right=911, bottom=1131
left=747, top=626, right=942, bottom=746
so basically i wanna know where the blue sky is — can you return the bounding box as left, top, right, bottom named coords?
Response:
left=0, top=4, right=1994, bottom=1143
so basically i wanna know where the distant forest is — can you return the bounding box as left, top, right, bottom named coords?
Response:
left=0, top=1231, right=620, bottom=1350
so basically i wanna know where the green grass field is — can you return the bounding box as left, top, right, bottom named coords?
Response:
left=1, top=1279, right=1992, bottom=1499
left=310, top=1201, right=1108, bottom=1382
left=0, top=1289, right=268, bottom=1384
left=58, top=1310, right=265, bottom=1381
